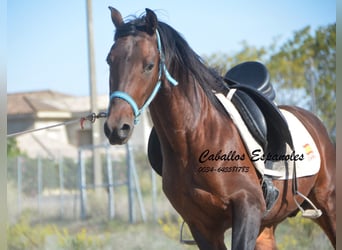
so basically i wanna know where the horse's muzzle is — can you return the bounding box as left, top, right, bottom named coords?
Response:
left=104, top=120, right=132, bottom=145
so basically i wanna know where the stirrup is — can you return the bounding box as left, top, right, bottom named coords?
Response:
left=180, top=221, right=196, bottom=245
left=294, top=191, right=322, bottom=219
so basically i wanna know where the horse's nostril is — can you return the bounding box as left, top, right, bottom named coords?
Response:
left=104, top=120, right=132, bottom=145
left=120, top=123, right=131, bottom=136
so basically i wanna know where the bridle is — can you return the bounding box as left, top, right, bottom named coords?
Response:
left=108, top=30, right=178, bottom=124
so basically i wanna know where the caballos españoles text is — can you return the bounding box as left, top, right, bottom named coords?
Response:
left=198, top=149, right=304, bottom=163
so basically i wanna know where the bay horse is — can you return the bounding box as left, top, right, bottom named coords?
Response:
left=104, top=7, right=336, bottom=250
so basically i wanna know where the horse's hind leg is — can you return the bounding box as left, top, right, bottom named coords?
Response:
left=255, top=225, right=277, bottom=250
left=309, top=160, right=336, bottom=247
left=308, top=140, right=336, bottom=248
left=314, top=211, right=336, bottom=249
left=283, top=105, right=336, bottom=248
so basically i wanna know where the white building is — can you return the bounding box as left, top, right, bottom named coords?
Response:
left=7, top=90, right=152, bottom=159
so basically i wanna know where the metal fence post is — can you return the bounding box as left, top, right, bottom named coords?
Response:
left=126, top=143, right=135, bottom=223
left=58, top=155, right=64, bottom=219
left=79, top=149, right=87, bottom=220
left=151, top=169, right=157, bottom=221
left=106, top=145, right=115, bottom=219
left=17, top=156, right=22, bottom=215
left=126, top=142, right=146, bottom=223
left=37, top=155, right=42, bottom=220
left=132, top=158, right=146, bottom=222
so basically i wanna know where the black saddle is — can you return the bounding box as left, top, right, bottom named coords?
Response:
left=148, top=61, right=293, bottom=176
left=224, top=61, right=275, bottom=101
left=224, top=61, right=293, bottom=162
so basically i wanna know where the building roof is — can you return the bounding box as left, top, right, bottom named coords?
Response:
left=7, top=90, right=108, bottom=116
left=7, top=90, right=72, bottom=115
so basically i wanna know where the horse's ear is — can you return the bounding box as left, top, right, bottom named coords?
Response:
left=108, top=6, right=123, bottom=28
left=145, top=8, right=158, bottom=35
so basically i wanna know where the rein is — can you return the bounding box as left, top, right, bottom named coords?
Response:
left=108, top=30, right=178, bottom=124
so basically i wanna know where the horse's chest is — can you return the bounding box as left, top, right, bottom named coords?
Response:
left=161, top=161, right=230, bottom=221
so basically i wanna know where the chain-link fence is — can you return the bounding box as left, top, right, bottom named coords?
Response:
left=7, top=143, right=163, bottom=224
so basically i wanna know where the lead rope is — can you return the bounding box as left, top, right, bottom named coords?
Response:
left=7, top=111, right=107, bottom=138
left=79, top=111, right=108, bottom=129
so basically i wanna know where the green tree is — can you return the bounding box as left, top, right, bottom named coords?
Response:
left=7, top=138, right=20, bottom=158
left=204, top=24, right=336, bottom=140
left=204, top=41, right=267, bottom=75
left=268, top=24, right=335, bottom=138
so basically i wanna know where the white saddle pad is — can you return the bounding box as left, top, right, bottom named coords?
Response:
left=215, top=92, right=321, bottom=180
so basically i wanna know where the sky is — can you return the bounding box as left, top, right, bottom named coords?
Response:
left=7, top=0, right=336, bottom=96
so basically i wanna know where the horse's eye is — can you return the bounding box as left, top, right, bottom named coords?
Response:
left=144, top=63, right=154, bottom=72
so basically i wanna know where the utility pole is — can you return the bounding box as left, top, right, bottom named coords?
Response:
left=306, top=58, right=317, bottom=114
left=86, top=0, right=102, bottom=194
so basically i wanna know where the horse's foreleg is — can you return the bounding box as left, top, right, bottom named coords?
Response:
left=231, top=191, right=263, bottom=250
left=187, top=223, right=226, bottom=250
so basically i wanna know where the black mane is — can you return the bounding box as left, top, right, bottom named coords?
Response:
left=114, top=15, right=148, bottom=40
left=157, top=21, right=228, bottom=91
left=114, top=14, right=229, bottom=112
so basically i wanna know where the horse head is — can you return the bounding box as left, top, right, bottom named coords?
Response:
left=104, top=7, right=175, bottom=145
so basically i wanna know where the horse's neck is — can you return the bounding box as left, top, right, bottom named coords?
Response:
left=149, top=79, right=222, bottom=154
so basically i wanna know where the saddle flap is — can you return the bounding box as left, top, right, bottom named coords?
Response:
left=231, top=84, right=294, bottom=153
left=148, top=127, right=163, bottom=176
left=231, top=90, right=267, bottom=149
